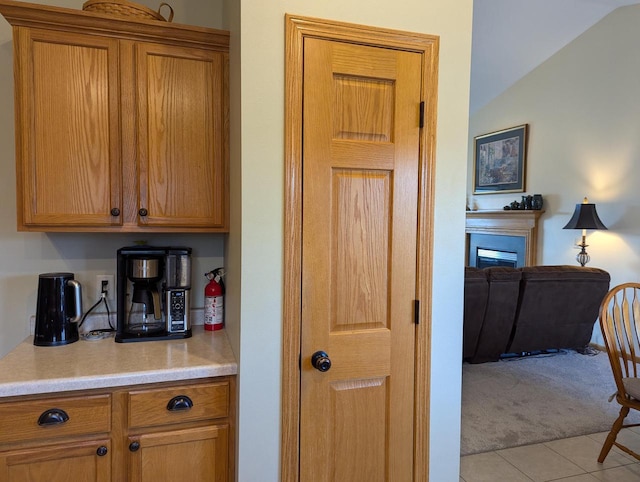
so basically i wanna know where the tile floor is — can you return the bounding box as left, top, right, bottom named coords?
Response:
left=460, top=427, right=640, bottom=481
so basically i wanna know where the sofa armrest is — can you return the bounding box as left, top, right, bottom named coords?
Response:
left=463, top=267, right=488, bottom=360
left=469, top=267, right=522, bottom=363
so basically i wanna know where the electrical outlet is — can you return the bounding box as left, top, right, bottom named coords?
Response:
left=96, top=275, right=115, bottom=303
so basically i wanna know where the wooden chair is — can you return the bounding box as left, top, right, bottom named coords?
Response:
left=598, top=282, right=640, bottom=463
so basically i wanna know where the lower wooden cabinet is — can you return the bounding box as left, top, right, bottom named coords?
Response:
left=121, top=379, right=232, bottom=482
left=0, top=438, right=112, bottom=482
left=0, top=377, right=235, bottom=482
left=128, top=425, right=228, bottom=482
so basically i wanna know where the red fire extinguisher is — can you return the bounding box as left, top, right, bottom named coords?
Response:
left=204, top=268, right=225, bottom=331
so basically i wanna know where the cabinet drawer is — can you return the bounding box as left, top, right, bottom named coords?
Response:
left=0, top=394, right=111, bottom=444
left=128, top=381, right=229, bottom=429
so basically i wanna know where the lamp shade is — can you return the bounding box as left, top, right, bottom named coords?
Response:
left=563, top=201, right=607, bottom=230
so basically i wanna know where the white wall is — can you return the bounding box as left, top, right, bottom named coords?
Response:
left=231, top=1, right=473, bottom=481
left=468, top=5, right=640, bottom=345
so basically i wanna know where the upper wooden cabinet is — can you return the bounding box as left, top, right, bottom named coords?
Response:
left=0, top=0, right=229, bottom=232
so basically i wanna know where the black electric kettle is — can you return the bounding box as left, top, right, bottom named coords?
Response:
left=34, top=273, right=83, bottom=346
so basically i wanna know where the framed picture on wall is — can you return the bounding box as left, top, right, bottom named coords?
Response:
left=473, top=124, right=528, bottom=194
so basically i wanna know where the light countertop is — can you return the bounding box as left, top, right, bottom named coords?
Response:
left=0, top=326, right=237, bottom=398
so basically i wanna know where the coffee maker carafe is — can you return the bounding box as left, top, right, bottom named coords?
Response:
left=116, top=246, right=192, bottom=342
left=127, top=256, right=163, bottom=334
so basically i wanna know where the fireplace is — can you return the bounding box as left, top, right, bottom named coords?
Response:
left=477, top=249, right=517, bottom=268
left=465, top=210, right=544, bottom=267
left=468, top=233, right=525, bottom=268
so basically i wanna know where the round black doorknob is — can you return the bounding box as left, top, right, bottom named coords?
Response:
left=129, top=441, right=140, bottom=452
left=311, top=351, right=331, bottom=372
left=138, top=208, right=148, bottom=217
left=96, top=446, right=108, bottom=457
left=110, top=207, right=120, bottom=216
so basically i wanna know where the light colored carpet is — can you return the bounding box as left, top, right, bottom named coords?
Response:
left=460, top=349, right=640, bottom=456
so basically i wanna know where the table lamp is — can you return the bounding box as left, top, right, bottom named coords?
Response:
left=562, top=197, right=607, bottom=266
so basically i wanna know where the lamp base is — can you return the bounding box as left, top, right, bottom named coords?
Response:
left=576, top=242, right=590, bottom=267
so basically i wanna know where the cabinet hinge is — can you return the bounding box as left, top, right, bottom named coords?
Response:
left=414, top=299, right=420, bottom=325
left=419, top=101, right=425, bottom=129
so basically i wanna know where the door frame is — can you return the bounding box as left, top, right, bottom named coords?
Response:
left=282, top=14, right=439, bottom=482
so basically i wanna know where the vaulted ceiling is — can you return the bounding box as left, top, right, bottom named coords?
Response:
left=470, top=0, right=640, bottom=114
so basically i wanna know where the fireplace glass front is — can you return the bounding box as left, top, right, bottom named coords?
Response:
left=476, top=248, right=518, bottom=269
left=468, top=233, right=526, bottom=268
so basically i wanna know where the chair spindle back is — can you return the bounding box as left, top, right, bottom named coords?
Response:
left=600, top=283, right=640, bottom=396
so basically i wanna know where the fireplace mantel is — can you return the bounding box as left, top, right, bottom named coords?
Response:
left=465, top=210, right=544, bottom=266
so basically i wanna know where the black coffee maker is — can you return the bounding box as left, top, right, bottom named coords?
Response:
left=116, top=245, right=192, bottom=342
left=34, top=273, right=83, bottom=346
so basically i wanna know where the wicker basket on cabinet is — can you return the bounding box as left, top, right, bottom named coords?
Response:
left=82, top=0, right=173, bottom=22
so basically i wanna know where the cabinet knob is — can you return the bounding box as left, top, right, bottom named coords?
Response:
left=129, top=441, right=140, bottom=452
left=110, top=208, right=120, bottom=216
left=96, top=446, right=108, bottom=457
left=37, top=408, right=69, bottom=426
left=138, top=208, right=148, bottom=217
left=167, top=395, right=194, bottom=411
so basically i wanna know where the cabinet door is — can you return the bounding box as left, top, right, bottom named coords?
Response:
left=135, top=43, right=228, bottom=229
left=128, top=424, right=228, bottom=482
left=0, top=438, right=111, bottom=482
left=13, top=27, right=122, bottom=229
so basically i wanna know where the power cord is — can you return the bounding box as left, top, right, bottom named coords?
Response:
left=79, top=281, right=115, bottom=333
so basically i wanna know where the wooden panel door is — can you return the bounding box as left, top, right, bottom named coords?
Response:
left=135, top=43, right=227, bottom=229
left=14, top=28, right=121, bottom=229
left=0, top=439, right=111, bottom=482
left=127, top=425, right=228, bottom=482
left=300, top=38, right=422, bottom=481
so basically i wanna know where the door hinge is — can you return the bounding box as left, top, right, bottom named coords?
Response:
left=414, top=299, right=420, bottom=325
left=419, top=101, right=425, bottom=129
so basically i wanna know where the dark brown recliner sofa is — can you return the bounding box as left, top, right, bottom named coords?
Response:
left=463, top=265, right=611, bottom=363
